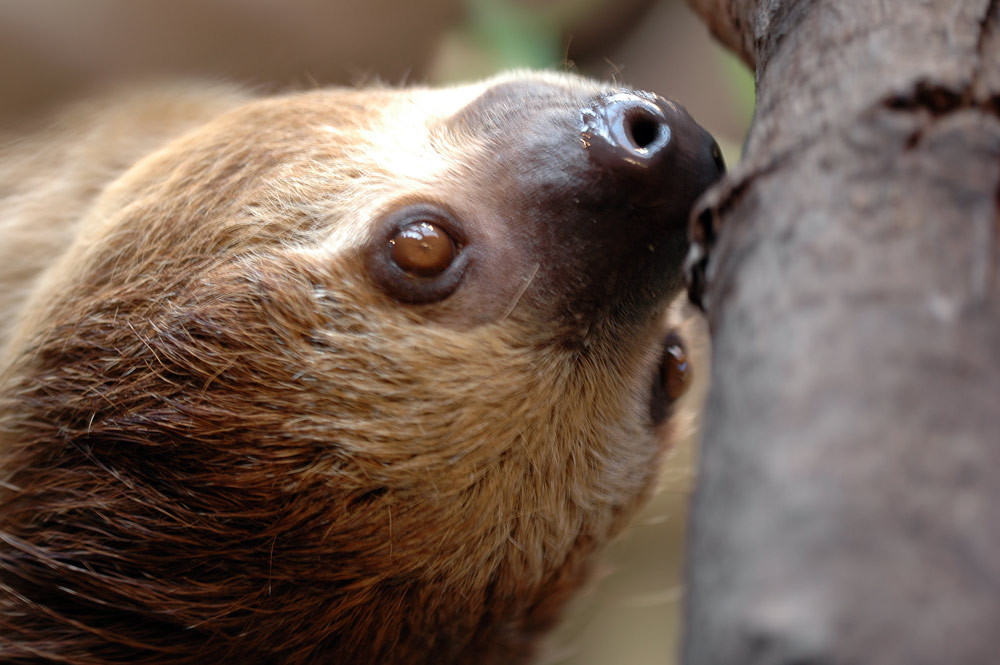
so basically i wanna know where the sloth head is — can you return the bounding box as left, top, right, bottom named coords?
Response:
left=0, top=71, right=723, bottom=664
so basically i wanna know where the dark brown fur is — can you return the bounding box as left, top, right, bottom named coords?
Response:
left=0, top=72, right=715, bottom=664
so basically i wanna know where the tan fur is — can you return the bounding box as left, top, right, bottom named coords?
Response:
left=0, top=71, right=702, bottom=664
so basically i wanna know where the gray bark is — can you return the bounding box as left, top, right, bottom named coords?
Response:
left=681, top=1, right=1000, bottom=664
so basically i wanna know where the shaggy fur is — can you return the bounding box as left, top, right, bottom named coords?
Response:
left=0, top=71, right=715, bottom=664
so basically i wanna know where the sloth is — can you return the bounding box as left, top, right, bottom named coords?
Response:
left=0, top=71, right=723, bottom=664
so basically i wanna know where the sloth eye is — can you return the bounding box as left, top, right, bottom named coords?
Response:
left=390, top=221, right=457, bottom=277
left=368, top=203, right=469, bottom=304
left=650, top=331, right=691, bottom=425
left=659, top=335, right=691, bottom=401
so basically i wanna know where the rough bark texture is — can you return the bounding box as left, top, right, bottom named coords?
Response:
left=682, top=1, right=1000, bottom=664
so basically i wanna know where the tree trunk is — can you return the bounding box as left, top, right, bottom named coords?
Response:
left=680, top=1, right=1000, bottom=664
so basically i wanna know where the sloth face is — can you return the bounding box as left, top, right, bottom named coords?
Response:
left=0, top=71, right=722, bottom=664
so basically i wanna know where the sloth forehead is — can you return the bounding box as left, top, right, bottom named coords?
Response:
left=290, top=70, right=610, bottom=254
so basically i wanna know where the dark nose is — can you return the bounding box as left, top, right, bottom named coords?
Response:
left=582, top=91, right=725, bottom=185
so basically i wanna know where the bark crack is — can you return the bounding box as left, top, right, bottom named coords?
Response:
left=883, top=81, right=967, bottom=116
left=882, top=0, right=1000, bottom=133
left=882, top=78, right=1000, bottom=151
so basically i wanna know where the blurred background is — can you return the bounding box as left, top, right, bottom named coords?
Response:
left=0, top=1, right=753, bottom=662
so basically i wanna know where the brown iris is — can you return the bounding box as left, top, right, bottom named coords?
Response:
left=660, top=335, right=691, bottom=401
left=390, top=221, right=457, bottom=277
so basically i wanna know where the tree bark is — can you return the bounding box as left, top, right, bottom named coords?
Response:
left=681, top=1, right=1000, bottom=664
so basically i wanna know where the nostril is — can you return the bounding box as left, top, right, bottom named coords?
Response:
left=626, top=109, right=664, bottom=151
left=582, top=92, right=673, bottom=166
left=612, top=101, right=671, bottom=157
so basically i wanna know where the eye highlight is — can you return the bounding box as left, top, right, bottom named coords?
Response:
left=390, top=221, right=457, bottom=277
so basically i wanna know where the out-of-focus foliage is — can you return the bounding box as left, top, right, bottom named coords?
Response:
left=718, top=47, right=756, bottom=126
left=464, top=0, right=564, bottom=69
left=433, top=0, right=754, bottom=164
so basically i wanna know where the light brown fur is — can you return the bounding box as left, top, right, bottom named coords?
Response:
left=0, top=72, right=710, bottom=664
